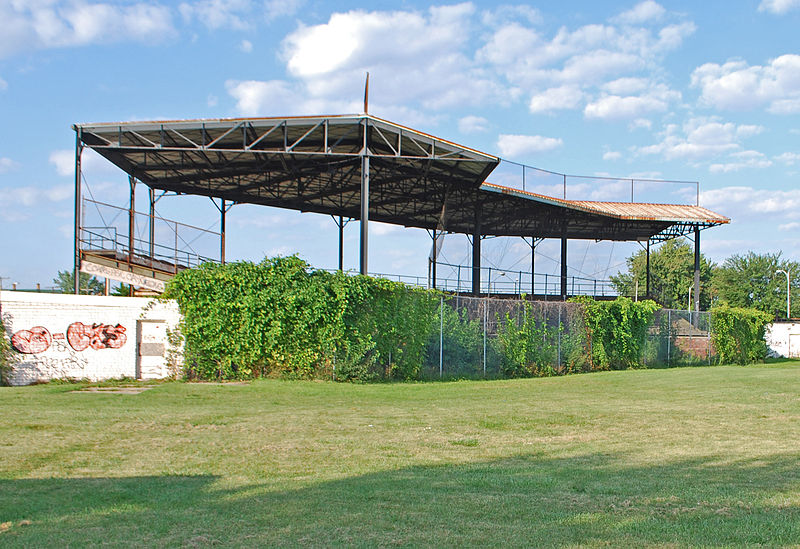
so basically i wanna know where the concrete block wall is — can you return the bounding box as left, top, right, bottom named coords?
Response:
left=1, top=291, right=182, bottom=386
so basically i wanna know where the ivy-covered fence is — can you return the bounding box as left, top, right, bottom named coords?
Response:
left=163, top=257, right=772, bottom=382
left=163, top=256, right=439, bottom=381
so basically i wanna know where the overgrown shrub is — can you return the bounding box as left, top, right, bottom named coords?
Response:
left=163, top=256, right=439, bottom=382
left=496, top=302, right=559, bottom=377
left=572, top=297, right=659, bottom=369
left=0, top=319, right=11, bottom=386
left=711, top=305, right=772, bottom=365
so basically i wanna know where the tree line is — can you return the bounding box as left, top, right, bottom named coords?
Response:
left=610, top=240, right=798, bottom=318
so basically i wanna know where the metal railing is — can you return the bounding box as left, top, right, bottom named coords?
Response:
left=429, top=261, right=617, bottom=297
left=80, top=198, right=220, bottom=273
left=490, top=159, right=700, bottom=205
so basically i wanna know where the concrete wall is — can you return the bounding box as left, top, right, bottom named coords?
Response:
left=1, top=291, right=181, bottom=386
left=766, top=321, right=800, bottom=359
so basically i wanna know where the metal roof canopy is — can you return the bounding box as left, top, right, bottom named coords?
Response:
left=72, top=113, right=729, bottom=300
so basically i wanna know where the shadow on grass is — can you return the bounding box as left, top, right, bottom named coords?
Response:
left=1, top=453, right=799, bottom=547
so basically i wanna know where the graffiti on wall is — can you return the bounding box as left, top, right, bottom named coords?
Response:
left=67, top=322, right=127, bottom=351
left=10, top=326, right=52, bottom=354
left=10, top=323, right=127, bottom=354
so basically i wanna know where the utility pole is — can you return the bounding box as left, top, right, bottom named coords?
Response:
left=776, top=269, right=791, bottom=319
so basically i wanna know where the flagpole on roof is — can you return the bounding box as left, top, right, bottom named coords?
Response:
left=363, top=72, right=369, bottom=114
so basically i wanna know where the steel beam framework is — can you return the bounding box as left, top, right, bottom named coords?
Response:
left=73, top=114, right=729, bottom=295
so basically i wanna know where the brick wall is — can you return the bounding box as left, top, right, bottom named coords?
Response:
left=1, top=291, right=181, bottom=386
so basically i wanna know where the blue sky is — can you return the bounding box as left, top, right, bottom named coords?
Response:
left=1, top=0, right=799, bottom=289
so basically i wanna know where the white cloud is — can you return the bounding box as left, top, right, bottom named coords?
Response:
left=225, top=78, right=369, bottom=118
left=481, top=5, right=540, bottom=27
left=50, top=150, right=75, bottom=177
left=602, top=77, right=649, bottom=95
left=691, top=55, right=800, bottom=113
left=584, top=83, right=679, bottom=120
left=0, top=184, right=72, bottom=223
left=50, top=148, right=115, bottom=177
left=240, top=39, right=252, bottom=53
left=458, top=115, right=489, bottom=134
left=0, top=157, right=19, bottom=173
left=556, top=50, right=644, bottom=85
left=226, top=79, right=296, bottom=116
left=700, top=186, right=800, bottom=229
left=776, top=152, right=800, bottom=165
left=709, top=150, right=773, bottom=173
left=656, top=22, right=696, bottom=50
left=265, top=0, right=303, bottom=22
left=779, top=221, right=800, bottom=231
left=637, top=117, right=764, bottom=161
left=480, top=12, right=695, bottom=90
left=0, top=1, right=174, bottom=58
left=630, top=118, right=652, bottom=130
left=279, top=4, right=506, bottom=112
left=612, top=1, right=666, bottom=25
left=497, top=134, right=563, bottom=158
left=603, top=151, right=622, bottom=161
left=179, top=0, right=252, bottom=30
left=585, top=94, right=663, bottom=120
left=371, top=222, right=401, bottom=236
left=758, top=0, right=800, bottom=14
left=528, top=86, right=584, bottom=113
left=0, top=76, right=6, bottom=90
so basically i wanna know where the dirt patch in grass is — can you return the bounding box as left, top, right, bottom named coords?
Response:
left=72, top=386, right=153, bottom=394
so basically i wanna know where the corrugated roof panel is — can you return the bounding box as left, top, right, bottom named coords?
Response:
left=480, top=183, right=729, bottom=225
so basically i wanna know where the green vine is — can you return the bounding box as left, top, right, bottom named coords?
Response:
left=0, top=319, right=11, bottom=386
left=710, top=305, right=772, bottom=365
left=163, top=256, right=439, bottom=382
left=571, top=297, right=659, bottom=370
left=496, top=303, right=558, bottom=377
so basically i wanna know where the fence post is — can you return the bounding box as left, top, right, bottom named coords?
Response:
left=483, top=296, right=487, bottom=377
left=439, top=296, right=444, bottom=378
left=558, top=305, right=562, bottom=372
left=667, top=309, right=671, bottom=366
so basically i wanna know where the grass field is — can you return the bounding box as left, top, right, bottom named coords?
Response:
left=2, top=363, right=800, bottom=547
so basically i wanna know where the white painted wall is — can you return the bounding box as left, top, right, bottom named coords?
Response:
left=1, top=291, right=182, bottom=385
left=765, top=321, right=800, bottom=359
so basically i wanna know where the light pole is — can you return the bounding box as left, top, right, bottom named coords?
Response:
left=776, top=269, right=791, bottom=319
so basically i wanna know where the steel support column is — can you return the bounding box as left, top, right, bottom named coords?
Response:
left=148, top=187, right=155, bottom=258
left=432, top=229, right=437, bottom=290
left=359, top=154, right=369, bottom=275
left=560, top=237, right=568, bottom=299
left=128, top=175, right=136, bottom=263
left=693, top=226, right=700, bottom=312
left=220, top=199, right=226, bottom=265
left=646, top=239, right=651, bottom=299
left=531, top=238, right=536, bottom=295
left=472, top=212, right=481, bottom=295
left=338, top=215, right=344, bottom=271
left=73, top=130, right=83, bottom=295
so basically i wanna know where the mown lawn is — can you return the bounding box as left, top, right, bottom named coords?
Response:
left=1, top=363, right=800, bottom=547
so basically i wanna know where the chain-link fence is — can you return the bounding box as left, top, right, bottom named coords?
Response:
left=421, top=297, right=714, bottom=379
left=644, top=309, right=715, bottom=367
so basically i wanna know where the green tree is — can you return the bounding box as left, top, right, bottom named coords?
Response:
left=609, top=239, right=713, bottom=309
left=53, top=270, right=104, bottom=295
left=712, top=251, right=799, bottom=319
